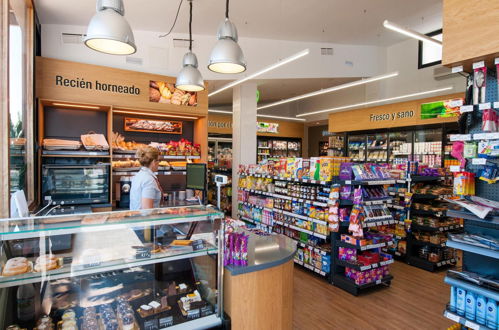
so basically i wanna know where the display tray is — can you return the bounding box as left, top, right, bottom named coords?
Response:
left=40, top=269, right=219, bottom=330
left=0, top=206, right=223, bottom=240
left=42, top=150, right=110, bottom=156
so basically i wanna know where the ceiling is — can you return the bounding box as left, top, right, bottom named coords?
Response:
left=208, top=77, right=358, bottom=106
left=35, top=0, right=442, bottom=46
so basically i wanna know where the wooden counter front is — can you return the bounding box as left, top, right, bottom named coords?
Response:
left=224, top=259, right=294, bottom=330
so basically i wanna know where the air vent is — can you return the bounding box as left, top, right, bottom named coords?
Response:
left=126, top=57, right=143, bottom=65
left=321, top=47, right=333, bottom=56
left=173, top=38, right=191, bottom=48
left=61, top=33, right=85, bottom=44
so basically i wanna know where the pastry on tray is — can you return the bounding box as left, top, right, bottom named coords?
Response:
left=121, top=288, right=152, bottom=302
left=2, top=257, right=31, bottom=276
left=34, top=255, right=61, bottom=272
left=137, top=297, right=171, bottom=318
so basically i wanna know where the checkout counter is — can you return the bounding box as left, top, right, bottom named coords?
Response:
left=223, top=228, right=296, bottom=330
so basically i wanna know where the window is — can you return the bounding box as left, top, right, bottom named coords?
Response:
left=418, top=29, right=442, bottom=69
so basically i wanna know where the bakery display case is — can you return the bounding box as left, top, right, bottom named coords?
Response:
left=0, top=205, right=224, bottom=330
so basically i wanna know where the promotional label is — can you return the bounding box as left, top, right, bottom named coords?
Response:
left=55, top=75, right=141, bottom=95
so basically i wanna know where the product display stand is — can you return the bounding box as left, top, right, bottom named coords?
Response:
left=331, top=180, right=395, bottom=296
left=442, top=63, right=499, bottom=329
left=406, top=175, right=461, bottom=272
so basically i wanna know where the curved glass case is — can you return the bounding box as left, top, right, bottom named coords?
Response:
left=0, top=205, right=224, bottom=330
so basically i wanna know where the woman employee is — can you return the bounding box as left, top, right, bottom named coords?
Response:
left=130, top=146, right=163, bottom=210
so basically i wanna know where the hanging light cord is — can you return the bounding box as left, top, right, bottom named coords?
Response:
left=189, top=0, right=193, bottom=51
left=225, top=0, right=229, bottom=18
left=159, top=0, right=184, bottom=38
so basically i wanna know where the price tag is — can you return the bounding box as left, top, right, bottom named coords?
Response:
left=376, top=280, right=382, bottom=284
left=159, top=316, right=174, bottom=328
left=449, top=134, right=472, bottom=141
left=473, top=132, right=499, bottom=140
left=451, top=65, right=463, bottom=73
left=445, top=311, right=461, bottom=323
left=494, top=102, right=499, bottom=109
left=495, top=57, right=499, bottom=65
left=473, top=60, right=485, bottom=69
left=464, top=320, right=479, bottom=330
left=450, top=165, right=461, bottom=172
left=449, top=99, right=464, bottom=107
left=472, top=158, right=487, bottom=165
left=345, top=180, right=351, bottom=185
left=460, top=105, right=474, bottom=113
left=479, top=102, right=491, bottom=110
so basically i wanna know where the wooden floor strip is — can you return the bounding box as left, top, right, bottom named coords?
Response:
left=293, top=261, right=454, bottom=330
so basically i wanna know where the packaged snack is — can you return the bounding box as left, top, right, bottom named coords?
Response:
left=301, top=159, right=311, bottom=179
left=309, top=157, right=320, bottom=180
left=319, top=157, right=333, bottom=181
left=294, top=158, right=303, bottom=179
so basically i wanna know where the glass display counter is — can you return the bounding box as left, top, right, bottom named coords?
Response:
left=347, top=134, right=366, bottom=162
left=0, top=205, right=224, bottom=330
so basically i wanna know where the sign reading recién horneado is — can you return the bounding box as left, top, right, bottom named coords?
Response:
left=370, top=110, right=414, bottom=122
left=55, top=75, right=141, bottom=95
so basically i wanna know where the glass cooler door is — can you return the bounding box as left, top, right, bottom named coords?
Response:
left=413, top=128, right=443, bottom=168
left=367, top=133, right=388, bottom=162
left=389, top=131, right=413, bottom=165
left=347, top=134, right=366, bottom=162
left=41, top=165, right=110, bottom=205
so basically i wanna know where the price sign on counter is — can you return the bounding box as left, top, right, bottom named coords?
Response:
left=473, top=60, right=485, bottom=69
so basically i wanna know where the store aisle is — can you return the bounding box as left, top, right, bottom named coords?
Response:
left=293, top=261, right=454, bottom=330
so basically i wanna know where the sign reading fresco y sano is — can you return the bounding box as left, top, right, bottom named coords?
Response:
left=36, top=57, right=208, bottom=115
left=327, top=93, right=464, bottom=133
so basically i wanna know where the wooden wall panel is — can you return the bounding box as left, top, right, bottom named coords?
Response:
left=36, top=57, right=208, bottom=116
left=208, top=113, right=304, bottom=139
left=442, top=0, right=499, bottom=70
left=328, top=93, right=463, bottom=133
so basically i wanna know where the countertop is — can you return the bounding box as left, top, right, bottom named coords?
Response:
left=225, top=230, right=297, bottom=276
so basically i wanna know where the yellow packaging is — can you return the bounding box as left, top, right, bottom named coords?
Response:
left=319, top=157, right=333, bottom=181
left=286, top=158, right=297, bottom=178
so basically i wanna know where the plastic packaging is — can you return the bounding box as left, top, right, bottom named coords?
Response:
left=465, top=291, right=476, bottom=320
left=485, top=299, right=497, bottom=329
left=476, top=295, right=486, bottom=325
left=449, top=286, right=456, bottom=312
left=456, top=287, right=466, bottom=316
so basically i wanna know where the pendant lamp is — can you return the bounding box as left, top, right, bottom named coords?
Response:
left=175, top=1, right=205, bottom=92
left=208, top=0, right=246, bottom=74
left=84, top=0, right=136, bottom=55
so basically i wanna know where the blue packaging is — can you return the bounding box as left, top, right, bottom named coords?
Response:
left=321, top=254, right=331, bottom=273
left=476, top=295, right=486, bottom=325
left=449, top=286, right=456, bottom=312
left=456, top=287, right=466, bottom=316
left=465, top=291, right=476, bottom=320
left=486, top=299, right=497, bottom=329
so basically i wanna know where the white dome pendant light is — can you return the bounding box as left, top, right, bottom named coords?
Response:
left=208, top=0, right=246, bottom=74
left=84, top=0, right=136, bottom=55
left=176, top=0, right=205, bottom=92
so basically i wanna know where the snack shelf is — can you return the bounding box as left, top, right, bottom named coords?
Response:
left=239, top=216, right=272, bottom=230
left=446, top=239, right=499, bottom=259
left=411, top=240, right=446, bottom=248
left=335, top=258, right=394, bottom=271
left=339, top=179, right=396, bottom=186
left=411, top=209, right=445, bottom=217
left=0, top=207, right=222, bottom=241
left=407, top=256, right=456, bottom=272
left=293, top=258, right=328, bottom=277
left=0, top=247, right=216, bottom=289
left=297, top=241, right=330, bottom=256
left=363, top=197, right=392, bottom=205
left=411, top=223, right=462, bottom=232
left=443, top=309, right=492, bottom=330
left=363, top=218, right=397, bottom=228
left=410, top=176, right=444, bottom=182
left=336, top=240, right=394, bottom=251
left=332, top=274, right=393, bottom=296
left=241, top=188, right=328, bottom=207
left=241, top=173, right=332, bottom=185
left=112, top=154, right=200, bottom=160
left=387, top=204, right=405, bottom=210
